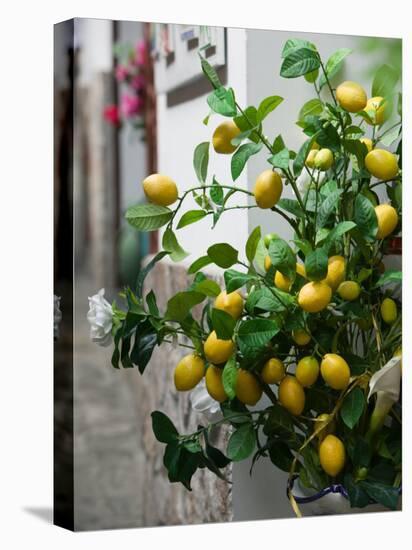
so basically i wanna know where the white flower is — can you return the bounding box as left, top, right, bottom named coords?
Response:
left=368, top=355, right=401, bottom=433
left=190, top=379, right=222, bottom=422
left=295, top=169, right=324, bottom=195
left=54, top=295, right=62, bottom=340
left=87, top=288, right=113, bottom=347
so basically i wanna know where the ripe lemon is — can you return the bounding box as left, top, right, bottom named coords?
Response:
left=292, top=329, right=311, bottom=346
left=205, top=365, right=227, bottom=402
left=320, top=353, right=350, bottom=390
left=261, top=358, right=285, bottom=384
left=298, top=281, right=332, bottom=313
left=375, top=204, right=399, bottom=239
left=306, top=149, right=318, bottom=169
left=365, top=149, right=399, bottom=180
left=337, top=281, right=361, bottom=301
left=314, top=413, right=335, bottom=443
left=319, top=434, right=346, bottom=476
left=214, top=291, right=243, bottom=320
left=380, top=297, right=397, bottom=324
left=264, top=232, right=280, bottom=247
left=253, top=170, right=283, bottom=209
left=336, top=81, right=367, bottom=113
left=204, top=331, right=234, bottom=364
left=360, top=137, right=373, bottom=153
left=279, top=376, right=305, bottom=416
left=236, top=369, right=262, bottom=405
left=296, top=263, right=306, bottom=278
left=142, top=174, right=178, bottom=206
left=323, top=255, right=346, bottom=291
left=296, top=356, right=319, bottom=387
left=174, top=354, right=205, bottom=391
left=274, top=271, right=292, bottom=292
left=212, top=120, right=241, bottom=154
left=314, top=148, right=334, bottom=171
left=365, top=96, right=387, bottom=126
left=264, top=255, right=272, bottom=271
left=311, top=141, right=320, bottom=151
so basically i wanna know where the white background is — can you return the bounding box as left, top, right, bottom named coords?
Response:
left=0, top=0, right=410, bottom=548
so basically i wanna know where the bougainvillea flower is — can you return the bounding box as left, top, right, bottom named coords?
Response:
left=135, top=39, right=147, bottom=67
left=121, top=94, right=143, bottom=118
left=103, top=104, right=121, bottom=126
left=115, top=64, right=129, bottom=82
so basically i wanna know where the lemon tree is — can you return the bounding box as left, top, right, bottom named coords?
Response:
left=101, top=40, right=402, bottom=513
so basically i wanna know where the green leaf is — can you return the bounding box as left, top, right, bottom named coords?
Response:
left=268, top=441, right=294, bottom=472
left=237, top=318, right=279, bottom=348
left=246, top=286, right=293, bottom=314
left=162, top=228, right=189, bottom=262
left=293, top=133, right=320, bottom=176
left=199, top=54, right=222, bottom=89
left=268, top=238, right=296, bottom=279
left=344, top=474, right=370, bottom=508
left=280, top=48, right=320, bottom=78
left=222, top=356, right=238, bottom=400
left=344, top=139, right=368, bottom=167
left=165, top=291, right=205, bottom=322
left=177, top=209, right=207, bottom=229
left=380, top=126, right=401, bottom=147
left=207, top=243, right=239, bottom=268
left=376, top=270, right=402, bottom=287
left=151, top=411, right=178, bottom=443
left=193, top=142, right=209, bottom=183
left=135, top=250, right=169, bottom=298
left=188, top=255, right=212, bottom=274
left=281, top=39, right=317, bottom=58
left=317, top=189, right=342, bottom=228
left=354, top=194, right=378, bottom=241
left=360, top=481, right=399, bottom=510
left=207, top=86, right=237, bottom=117
left=323, top=221, right=356, bottom=253
left=318, top=48, right=352, bottom=89
left=131, top=320, right=157, bottom=373
left=298, top=98, right=323, bottom=123
left=277, top=198, right=306, bottom=219
left=293, top=238, right=313, bottom=257
left=126, top=204, right=173, bottom=232
left=340, top=387, right=365, bottom=429
left=257, top=95, right=283, bottom=122
left=305, top=248, right=328, bottom=281
left=224, top=269, right=254, bottom=293
left=372, top=64, right=399, bottom=99
left=194, top=279, right=221, bottom=297
left=246, top=226, right=261, bottom=263
left=272, top=134, right=286, bottom=154
left=304, top=68, right=319, bottom=83
left=227, top=423, right=256, bottom=461
left=146, top=290, right=159, bottom=316
left=231, top=142, right=263, bottom=181
left=268, top=148, right=290, bottom=170
left=211, top=308, right=236, bottom=339
left=263, top=402, right=294, bottom=436
left=210, top=177, right=224, bottom=205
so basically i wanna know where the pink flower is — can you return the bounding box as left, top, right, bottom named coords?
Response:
left=120, top=94, right=143, bottom=118
left=134, top=39, right=147, bottom=67
left=103, top=104, right=120, bottom=126
left=115, top=64, right=129, bottom=82
left=131, top=74, right=145, bottom=91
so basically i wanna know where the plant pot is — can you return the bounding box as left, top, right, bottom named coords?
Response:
left=288, top=477, right=401, bottom=517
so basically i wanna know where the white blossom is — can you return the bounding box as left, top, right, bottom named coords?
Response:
left=368, top=355, right=401, bottom=432
left=295, top=169, right=324, bottom=195
left=190, top=379, right=222, bottom=422
left=87, top=288, right=113, bottom=347
left=54, top=295, right=62, bottom=340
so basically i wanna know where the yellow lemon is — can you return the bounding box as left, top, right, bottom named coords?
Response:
left=365, top=96, right=387, bottom=126
left=274, top=271, right=292, bottom=292
left=337, top=281, right=361, bottom=301
left=205, top=365, right=227, bottom=402
left=236, top=369, right=263, bottom=406
left=323, top=255, right=346, bottom=291
left=279, top=376, right=305, bottom=416
left=320, top=353, right=350, bottom=390
left=336, top=81, right=367, bottom=113
left=365, top=149, right=399, bottom=180
left=253, top=170, right=283, bottom=209
left=314, top=413, right=335, bottom=443
left=292, top=329, right=311, bottom=346
left=261, top=358, right=285, bottom=384
left=360, top=137, right=373, bottom=153
left=306, top=149, right=318, bottom=169
left=314, top=148, right=334, bottom=171
left=311, top=141, right=320, bottom=150
left=375, top=204, right=399, bottom=239
left=204, top=331, right=234, bottom=364
left=264, top=255, right=272, bottom=271
left=212, top=120, right=241, bottom=154
left=319, top=434, right=346, bottom=476
left=174, top=354, right=205, bottom=391
left=214, top=291, right=243, bottom=320
left=380, top=297, right=397, bottom=324
left=298, top=281, right=332, bottom=313
left=296, top=356, right=319, bottom=387
left=296, top=263, right=306, bottom=278
left=142, top=173, right=178, bottom=206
